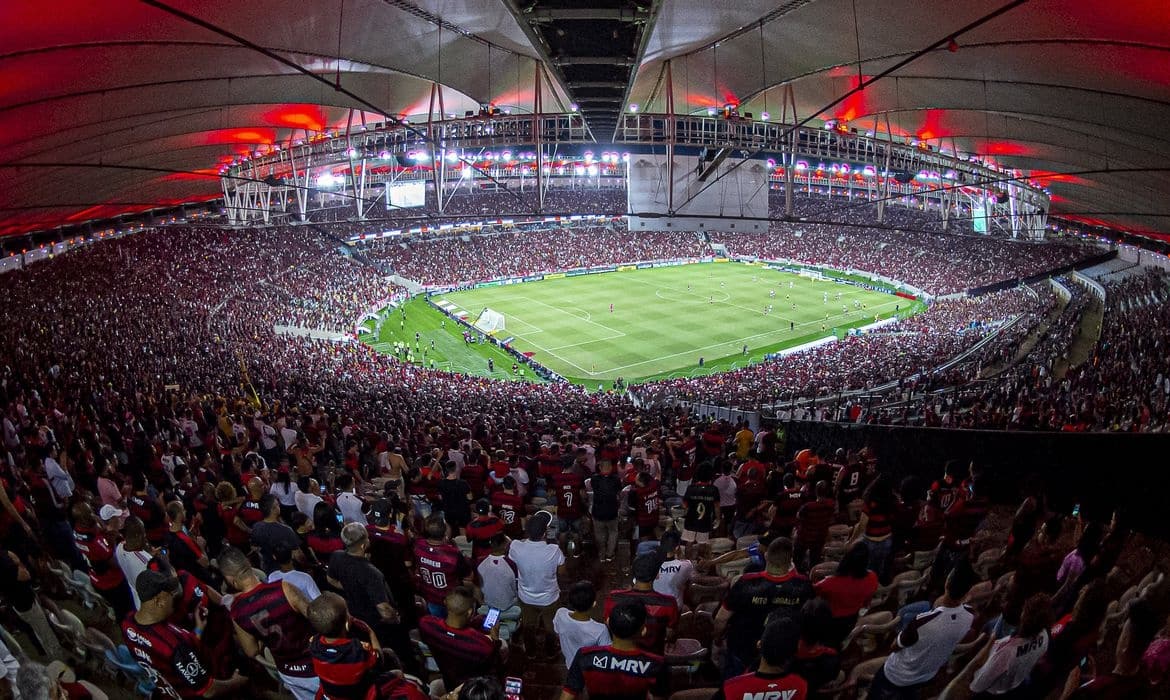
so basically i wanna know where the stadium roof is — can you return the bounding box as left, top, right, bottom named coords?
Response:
left=1, top=0, right=1169, bottom=238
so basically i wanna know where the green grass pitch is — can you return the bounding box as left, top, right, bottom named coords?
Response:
left=406, top=262, right=919, bottom=387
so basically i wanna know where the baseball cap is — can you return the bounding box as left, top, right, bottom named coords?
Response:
left=98, top=505, right=126, bottom=522
left=136, top=569, right=180, bottom=603
left=474, top=498, right=491, bottom=515
left=369, top=499, right=393, bottom=526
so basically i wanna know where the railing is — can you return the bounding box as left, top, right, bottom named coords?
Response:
left=615, top=113, right=1049, bottom=211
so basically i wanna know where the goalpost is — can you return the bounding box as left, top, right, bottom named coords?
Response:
left=473, top=307, right=506, bottom=335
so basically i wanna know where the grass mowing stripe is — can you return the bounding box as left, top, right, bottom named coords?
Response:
left=369, top=262, right=922, bottom=389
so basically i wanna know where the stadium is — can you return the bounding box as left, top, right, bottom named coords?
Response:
left=0, top=2, right=1169, bottom=700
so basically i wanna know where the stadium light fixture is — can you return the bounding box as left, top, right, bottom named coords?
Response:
left=706, top=107, right=717, bottom=117
left=761, top=112, right=770, bottom=121
left=570, top=103, right=579, bottom=112
left=502, top=151, right=512, bottom=161
left=621, top=153, right=630, bottom=162
left=347, top=148, right=358, bottom=158
left=379, top=150, right=391, bottom=160
left=628, top=104, right=638, bottom=113
left=574, top=166, right=585, bottom=176
left=587, top=165, right=599, bottom=176
left=766, top=159, right=776, bottom=168
left=583, top=151, right=594, bottom=163
left=316, top=173, right=339, bottom=188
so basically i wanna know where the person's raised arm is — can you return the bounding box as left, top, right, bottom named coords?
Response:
left=282, top=579, right=311, bottom=617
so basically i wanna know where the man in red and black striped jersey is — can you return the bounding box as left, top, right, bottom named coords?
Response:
left=629, top=472, right=660, bottom=541
left=307, top=592, right=429, bottom=700
left=715, top=617, right=808, bottom=700
left=413, top=516, right=472, bottom=618
left=715, top=538, right=813, bottom=679
left=560, top=599, right=669, bottom=700
left=465, top=499, right=505, bottom=565
left=603, top=554, right=679, bottom=655
left=490, top=476, right=525, bottom=539
left=793, top=482, right=837, bottom=571
left=146, top=557, right=234, bottom=679
left=553, top=463, right=586, bottom=536
left=128, top=472, right=169, bottom=546
left=366, top=498, right=417, bottom=627
left=218, top=546, right=319, bottom=700
left=72, top=501, right=132, bottom=619
left=122, top=570, right=246, bottom=699
left=418, top=587, right=505, bottom=691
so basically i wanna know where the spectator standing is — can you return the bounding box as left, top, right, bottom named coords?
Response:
left=553, top=461, right=586, bottom=538
left=605, top=554, right=680, bottom=655
left=490, top=475, right=525, bottom=539
left=652, top=531, right=693, bottom=608
left=869, top=563, right=976, bottom=699
left=814, top=543, right=879, bottom=647
left=328, top=523, right=418, bottom=675
left=589, top=461, right=622, bottom=563
left=681, top=465, right=720, bottom=544
left=115, top=516, right=155, bottom=609
left=465, top=499, right=505, bottom=565
left=336, top=474, right=367, bottom=525
left=554, top=582, right=611, bottom=669
left=714, top=462, right=738, bottom=536
left=366, top=498, right=417, bottom=627
left=164, top=500, right=214, bottom=586
left=560, top=600, right=669, bottom=700
left=438, top=463, right=473, bottom=535
left=852, top=475, right=897, bottom=584
left=508, top=513, right=565, bottom=658
left=218, top=546, right=319, bottom=700
left=251, top=494, right=303, bottom=573
left=295, top=476, right=324, bottom=519
left=268, top=544, right=322, bottom=602
left=72, top=501, right=133, bottom=620
left=715, top=538, right=813, bottom=678
left=414, top=516, right=472, bottom=618
left=794, top=481, right=837, bottom=570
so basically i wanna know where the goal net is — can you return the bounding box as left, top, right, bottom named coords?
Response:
left=473, top=308, right=506, bottom=335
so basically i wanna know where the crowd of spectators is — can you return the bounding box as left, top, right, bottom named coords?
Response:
left=0, top=185, right=1165, bottom=700
left=365, top=227, right=707, bottom=287
left=712, top=223, right=1088, bottom=297
left=632, top=288, right=1045, bottom=409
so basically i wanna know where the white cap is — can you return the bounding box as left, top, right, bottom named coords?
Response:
left=98, top=505, right=126, bottom=522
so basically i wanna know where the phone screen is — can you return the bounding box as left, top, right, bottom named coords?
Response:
left=1072, top=503, right=1081, bottom=518
left=482, top=607, right=501, bottom=631
left=336, top=513, right=344, bottom=524
left=504, top=677, right=522, bottom=699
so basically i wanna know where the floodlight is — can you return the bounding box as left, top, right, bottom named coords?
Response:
left=628, top=104, right=639, bottom=113
left=761, top=112, right=770, bottom=121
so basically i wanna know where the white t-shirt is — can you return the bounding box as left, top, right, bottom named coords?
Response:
left=883, top=604, right=975, bottom=687
left=295, top=490, right=324, bottom=519
left=477, top=554, right=520, bottom=610
left=970, top=630, right=1049, bottom=695
left=553, top=608, right=611, bottom=668
left=714, top=475, right=737, bottom=507
left=270, top=481, right=299, bottom=507
left=336, top=491, right=367, bottom=525
left=116, top=544, right=154, bottom=609
left=653, top=558, right=694, bottom=607
left=268, top=569, right=322, bottom=602
left=280, top=426, right=298, bottom=452
left=507, top=539, right=564, bottom=607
